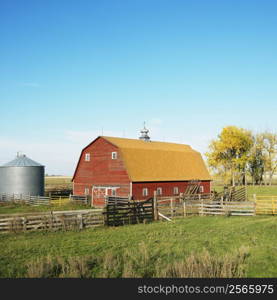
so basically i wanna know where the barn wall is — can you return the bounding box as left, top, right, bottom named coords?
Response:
left=73, top=137, right=131, bottom=206
left=132, top=181, right=211, bottom=200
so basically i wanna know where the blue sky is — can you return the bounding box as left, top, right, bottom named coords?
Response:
left=0, top=0, right=277, bottom=175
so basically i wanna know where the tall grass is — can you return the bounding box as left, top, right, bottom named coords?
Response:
left=25, top=245, right=249, bottom=278
left=159, top=246, right=249, bottom=278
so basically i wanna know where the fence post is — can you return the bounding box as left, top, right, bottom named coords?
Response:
left=183, top=201, right=186, bottom=217
left=91, top=187, right=94, bottom=207
left=220, top=196, right=224, bottom=215
left=60, top=196, right=62, bottom=207
left=200, top=198, right=204, bottom=216
left=254, top=201, right=257, bottom=216
left=170, top=197, right=173, bottom=218
left=22, top=217, right=27, bottom=232
left=78, top=214, right=83, bottom=230
left=153, top=191, right=159, bottom=221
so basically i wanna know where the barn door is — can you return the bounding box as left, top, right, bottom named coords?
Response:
left=92, top=187, right=116, bottom=206
left=93, top=187, right=106, bottom=206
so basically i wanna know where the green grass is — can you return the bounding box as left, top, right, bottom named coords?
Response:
left=1, top=216, right=277, bottom=277
left=0, top=202, right=92, bottom=214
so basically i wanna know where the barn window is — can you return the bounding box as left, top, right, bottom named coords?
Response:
left=85, top=153, right=90, bottom=161
left=157, top=188, right=162, bottom=195
left=111, top=152, right=117, bottom=159
left=111, top=189, right=116, bottom=196
left=84, top=187, right=89, bottom=195
left=199, top=186, right=204, bottom=193
left=142, top=188, right=148, bottom=196
left=173, top=187, right=179, bottom=195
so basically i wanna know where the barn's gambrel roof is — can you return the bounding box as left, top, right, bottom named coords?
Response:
left=73, top=136, right=211, bottom=182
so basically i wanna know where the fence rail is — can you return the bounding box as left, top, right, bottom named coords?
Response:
left=0, top=193, right=89, bottom=207
left=155, top=191, right=277, bottom=219
left=0, top=209, right=104, bottom=233
left=251, top=195, right=277, bottom=215
left=156, top=194, right=256, bottom=219
left=199, top=201, right=255, bottom=216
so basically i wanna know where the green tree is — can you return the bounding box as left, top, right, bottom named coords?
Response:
left=260, top=132, right=277, bottom=185
left=248, top=134, right=266, bottom=185
left=206, top=126, right=253, bottom=186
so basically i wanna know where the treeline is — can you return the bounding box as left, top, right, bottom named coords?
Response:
left=206, top=126, right=277, bottom=186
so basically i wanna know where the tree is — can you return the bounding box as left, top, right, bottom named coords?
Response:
left=206, top=126, right=253, bottom=186
left=260, top=132, right=277, bottom=185
left=248, top=134, right=266, bottom=185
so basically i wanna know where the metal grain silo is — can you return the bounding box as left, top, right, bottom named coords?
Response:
left=0, top=154, right=45, bottom=196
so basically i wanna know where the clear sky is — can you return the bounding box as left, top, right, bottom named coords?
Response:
left=0, top=0, right=277, bottom=175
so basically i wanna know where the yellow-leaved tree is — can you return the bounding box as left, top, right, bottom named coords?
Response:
left=206, top=126, right=253, bottom=186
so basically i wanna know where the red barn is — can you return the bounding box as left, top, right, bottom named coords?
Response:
left=72, top=135, right=211, bottom=207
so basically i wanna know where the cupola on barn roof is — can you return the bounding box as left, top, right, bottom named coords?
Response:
left=139, top=122, right=151, bottom=141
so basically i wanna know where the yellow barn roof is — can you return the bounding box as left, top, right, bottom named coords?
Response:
left=103, top=136, right=211, bottom=182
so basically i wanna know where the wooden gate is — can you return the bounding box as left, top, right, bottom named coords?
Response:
left=254, top=196, right=277, bottom=215
left=104, top=197, right=154, bottom=226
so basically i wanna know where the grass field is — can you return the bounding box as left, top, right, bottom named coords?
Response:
left=1, top=216, right=277, bottom=278
left=45, top=176, right=72, bottom=190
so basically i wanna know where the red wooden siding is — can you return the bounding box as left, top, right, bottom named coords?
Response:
left=73, top=137, right=131, bottom=206
left=132, top=181, right=211, bottom=200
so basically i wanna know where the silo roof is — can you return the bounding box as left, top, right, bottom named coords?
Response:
left=2, top=155, right=44, bottom=167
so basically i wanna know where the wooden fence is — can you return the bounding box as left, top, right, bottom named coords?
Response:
left=0, top=193, right=89, bottom=206
left=0, top=194, right=51, bottom=206
left=0, top=209, right=104, bottom=234
left=104, top=196, right=154, bottom=226
left=199, top=201, right=255, bottom=216
left=253, top=195, right=277, bottom=215
left=156, top=194, right=255, bottom=220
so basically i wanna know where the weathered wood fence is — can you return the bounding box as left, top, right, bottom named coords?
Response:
left=199, top=201, right=255, bottom=216
left=0, top=209, right=104, bottom=234
left=0, top=193, right=89, bottom=206
left=155, top=194, right=256, bottom=220
left=104, top=196, right=154, bottom=226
